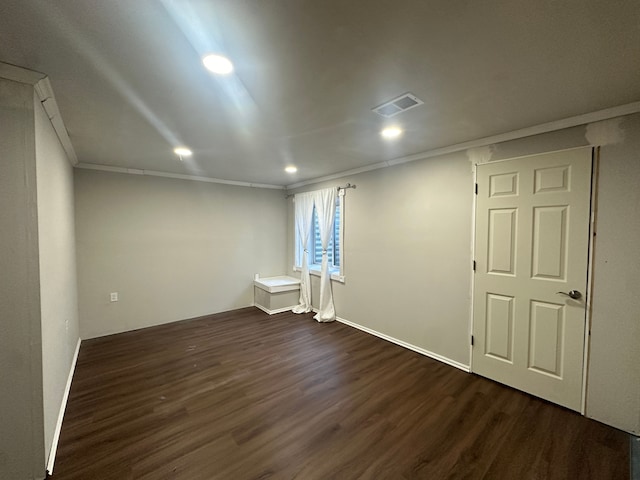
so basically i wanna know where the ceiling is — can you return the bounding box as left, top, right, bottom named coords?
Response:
left=1, top=0, right=639, bottom=187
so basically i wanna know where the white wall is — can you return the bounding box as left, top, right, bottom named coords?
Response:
left=287, top=113, right=640, bottom=433
left=585, top=114, right=640, bottom=434
left=288, top=152, right=474, bottom=368
left=34, top=97, right=80, bottom=464
left=75, top=169, right=288, bottom=338
left=0, top=79, right=46, bottom=479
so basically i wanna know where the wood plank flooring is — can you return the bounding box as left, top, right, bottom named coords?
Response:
left=53, top=307, right=629, bottom=479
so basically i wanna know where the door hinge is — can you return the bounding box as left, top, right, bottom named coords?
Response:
left=472, top=260, right=476, bottom=271
left=471, top=335, right=474, bottom=346
left=475, top=183, right=478, bottom=194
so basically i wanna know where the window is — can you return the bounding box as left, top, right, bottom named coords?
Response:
left=295, top=195, right=344, bottom=281
left=311, top=200, right=340, bottom=268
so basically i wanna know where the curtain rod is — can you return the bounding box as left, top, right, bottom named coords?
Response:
left=285, top=183, right=356, bottom=198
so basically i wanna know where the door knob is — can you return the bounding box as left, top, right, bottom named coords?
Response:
left=556, top=290, right=582, bottom=300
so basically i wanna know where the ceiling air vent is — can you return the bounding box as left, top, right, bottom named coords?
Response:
left=372, top=93, right=424, bottom=118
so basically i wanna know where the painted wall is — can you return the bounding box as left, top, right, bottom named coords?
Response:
left=75, top=169, right=288, bottom=338
left=287, top=113, right=640, bottom=433
left=34, top=97, right=80, bottom=463
left=0, top=79, right=46, bottom=479
left=287, top=152, right=474, bottom=369
left=585, top=114, right=640, bottom=434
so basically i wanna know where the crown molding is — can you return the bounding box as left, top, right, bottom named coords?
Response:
left=0, top=62, right=78, bottom=166
left=75, top=163, right=285, bottom=190
left=35, top=77, right=78, bottom=165
left=0, top=62, right=46, bottom=85
left=286, top=101, right=640, bottom=190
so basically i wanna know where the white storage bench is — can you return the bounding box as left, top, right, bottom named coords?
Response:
left=253, top=275, right=301, bottom=315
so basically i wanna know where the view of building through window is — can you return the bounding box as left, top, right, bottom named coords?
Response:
left=311, top=201, right=340, bottom=268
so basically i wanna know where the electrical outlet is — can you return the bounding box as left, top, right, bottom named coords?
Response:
left=110, top=292, right=118, bottom=302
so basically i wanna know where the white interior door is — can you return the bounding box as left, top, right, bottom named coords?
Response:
left=473, top=147, right=593, bottom=411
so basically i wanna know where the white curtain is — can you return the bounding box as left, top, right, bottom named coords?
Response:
left=292, top=192, right=315, bottom=314
left=313, top=188, right=337, bottom=322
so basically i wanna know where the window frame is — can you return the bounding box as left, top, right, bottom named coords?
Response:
left=294, top=193, right=344, bottom=283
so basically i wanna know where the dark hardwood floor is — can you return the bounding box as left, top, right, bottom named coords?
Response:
left=53, top=307, right=629, bottom=479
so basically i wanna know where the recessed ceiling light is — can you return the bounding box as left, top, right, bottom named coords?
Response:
left=202, top=54, right=234, bottom=75
left=381, top=127, right=403, bottom=139
left=285, top=166, right=298, bottom=174
left=174, top=147, right=193, bottom=157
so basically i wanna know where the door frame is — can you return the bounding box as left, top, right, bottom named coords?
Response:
left=468, top=146, right=599, bottom=415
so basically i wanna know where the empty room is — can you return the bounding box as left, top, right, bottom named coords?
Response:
left=1, top=1, right=639, bottom=479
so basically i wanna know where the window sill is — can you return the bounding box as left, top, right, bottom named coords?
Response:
left=293, top=265, right=345, bottom=283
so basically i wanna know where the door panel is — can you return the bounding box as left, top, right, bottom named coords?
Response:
left=473, top=147, right=592, bottom=411
left=531, top=206, right=568, bottom=280
left=534, top=165, right=570, bottom=193
left=490, top=172, right=519, bottom=197
left=488, top=209, right=517, bottom=275
left=528, top=300, right=564, bottom=377
left=485, top=293, right=514, bottom=362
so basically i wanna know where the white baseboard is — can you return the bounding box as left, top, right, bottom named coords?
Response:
left=311, top=308, right=470, bottom=372
left=254, top=304, right=297, bottom=315
left=47, top=337, right=81, bottom=475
